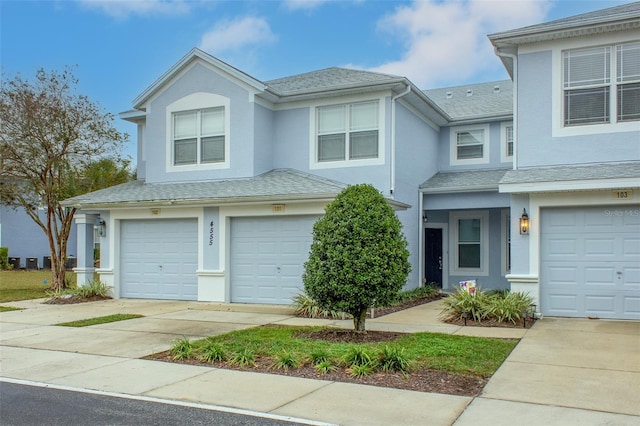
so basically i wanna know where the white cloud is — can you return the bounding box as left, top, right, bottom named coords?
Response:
left=371, top=0, right=552, bottom=88
left=198, top=16, right=277, bottom=54
left=77, top=0, right=190, bottom=19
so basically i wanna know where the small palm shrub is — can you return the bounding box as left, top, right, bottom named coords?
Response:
left=74, top=279, right=111, bottom=298
left=230, top=348, right=255, bottom=366
left=441, top=288, right=534, bottom=324
left=343, top=346, right=375, bottom=368
left=314, top=360, right=337, bottom=375
left=378, top=346, right=412, bottom=373
left=348, top=362, right=375, bottom=378
left=170, top=337, right=194, bottom=360
left=441, top=289, right=491, bottom=322
left=291, top=292, right=345, bottom=319
left=271, top=350, right=300, bottom=370
left=486, top=291, right=534, bottom=324
left=199, top=342, right=227, bottom=363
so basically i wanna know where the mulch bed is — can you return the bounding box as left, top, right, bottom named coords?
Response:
left=144, top=328, right=487, bottom=397
left=443, top=316, right=537, bottom=329
left=43, top=295, right=111, bottom=305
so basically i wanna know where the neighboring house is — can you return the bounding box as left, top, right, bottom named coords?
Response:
left=64, top=2, right=639, bottom=320
left=0, top=206, right=78, bottom=269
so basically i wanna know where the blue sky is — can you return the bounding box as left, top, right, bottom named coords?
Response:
left=1, top=0, right=628, bottom=159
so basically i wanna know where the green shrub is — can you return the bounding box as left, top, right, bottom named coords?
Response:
left=348, top=362, right=375, bottom=378
left=378, top=345, right=412, bottom=373
left=303, top=184, right=411, bottom=331
left=73, top=279, right=110, bottom=298
left=486, top=291, right=534, bottom=324
left=199, top=342, right=227, bottom=363
left=230, top=348, right=255, bottom=366
left=292, top=292, right=346, bottom=319
left=441, top=288, right=534, bottom=324
left=170, top=337, right=194, bottom=360
left=310, top=348, right=331, bottom=364
left=343, top=346, right=375, bottom=367
left=314, top=360, right=337, bottom=375
left=271, top=350, right=300, bottom=370
left=441, top=289, right=491, bottom=322
left=0, top=247, right=9, bottom=270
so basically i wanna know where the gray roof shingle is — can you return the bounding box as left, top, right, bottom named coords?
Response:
left=62, top=169, right=348, bottom=208
left=500, top=162, right=640, bottom=185
left=423, top=80, right=512, bottom=121
left=266, top=67, right=405, bottom=96
left=420, top=169, right=510, bottom=193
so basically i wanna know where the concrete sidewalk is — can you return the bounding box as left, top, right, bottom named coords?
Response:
left=1, top=299, right=639, bottom=425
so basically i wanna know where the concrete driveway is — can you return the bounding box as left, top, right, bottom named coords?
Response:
left=1, top=298, right=639, bottom=425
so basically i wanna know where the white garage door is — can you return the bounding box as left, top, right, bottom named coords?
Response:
left=120, top=219, right=198, bottom=300
left=230, top=215, right=319, bottom=305
left=541, top=205, right=640, bottom=319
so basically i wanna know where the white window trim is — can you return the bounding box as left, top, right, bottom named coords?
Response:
left=309, top=94, right=386, bottom=170
left=551, top=35, right=640, bottom=138
left=450, top=210, right=489, bottom=276
left=500, top=122, right=513, bottom=163
left=501, top=209, right=511, bottom=276
left=166, top=92, right=231, bottom=172
left=449, top=124, right=490, bottom=166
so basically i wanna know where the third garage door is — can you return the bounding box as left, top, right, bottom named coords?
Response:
left=540, top=205, right=640, bottom=319
left=230, top=215, right=319, bottom=305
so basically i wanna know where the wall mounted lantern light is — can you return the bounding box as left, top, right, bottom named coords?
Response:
left=95, top=218, right=106, bottom=238
left=519, top=208, right=529, bottom=235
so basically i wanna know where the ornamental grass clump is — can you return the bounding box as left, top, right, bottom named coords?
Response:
left=441, top=288, right=534, bottom=324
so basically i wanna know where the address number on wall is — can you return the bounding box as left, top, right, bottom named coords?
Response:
left=612, top=190, right=633, bottom=200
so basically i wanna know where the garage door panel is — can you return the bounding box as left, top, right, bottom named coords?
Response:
left=120, top=219, right=197, bottom=301
left=230, top=215, right=319, bottom=305
left=541, top=205, right=640, bottom=319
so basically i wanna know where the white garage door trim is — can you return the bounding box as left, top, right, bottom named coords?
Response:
left=230, top=215, right=319, bottom=305
left=120, top=218, right=198, bottom=301
left=540, top=205, right=640, bottom=319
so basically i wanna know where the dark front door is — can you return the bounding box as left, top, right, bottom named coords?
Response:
left=425, top=228, right=443, bottom=288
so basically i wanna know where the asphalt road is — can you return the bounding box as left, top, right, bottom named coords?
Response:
left=0, top=381, right=324, bottom=426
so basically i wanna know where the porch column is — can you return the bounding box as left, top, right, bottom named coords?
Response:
left=73, top=213, right=97, bottom=287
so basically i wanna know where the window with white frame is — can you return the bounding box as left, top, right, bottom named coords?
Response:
left=563, top=41, right=640, bottom=126
left=173, top=107, right=225, bottom=165
left=500, top=122, right=513, bottom=162
left=316, top=100, right=379, bottom=163
left=450, top=124, right=489, bottom=165
left=451, top=211, right=489, bottom=275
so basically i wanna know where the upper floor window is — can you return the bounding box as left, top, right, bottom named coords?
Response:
left=500, top=122, right=513, bottom=163
left=450, top=124, right=490, bottom=165
left=173, top=107, right=225, bottom=165
left=316, top=100, right=379, bottom=163
left=563, top=41, right=640, bottom=127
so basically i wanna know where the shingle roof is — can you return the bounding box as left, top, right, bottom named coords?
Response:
left=489, top=2, right=640, bottom=46
left=423, top=80, right=512, bottom=121
left=420, top=169, right=510, bottom=193
left=500, top=162, right=640, bottom=185
left=62, top=169, right=348, bottom=208
left=265, top=67, right=405, bottom=97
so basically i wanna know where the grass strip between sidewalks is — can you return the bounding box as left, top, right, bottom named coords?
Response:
left=56, top=314, right=144, bottom=327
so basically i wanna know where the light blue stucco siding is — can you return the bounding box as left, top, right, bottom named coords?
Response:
left=144, top=63, right=258, bottom=183
left=518, top=50, right=640, bottom=168
left=254, top=103, right=274, bottom=175
left=0, top=206, right=78, bottom=268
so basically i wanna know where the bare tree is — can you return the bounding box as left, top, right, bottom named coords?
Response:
left=0, top=67, right=128, bottom=290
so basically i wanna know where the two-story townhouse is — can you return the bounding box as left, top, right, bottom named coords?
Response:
left=63, top=49, right=448, bottom=304
left=419, top=80, right=514, bottom=292
left=490, top=2, right=640, bottom=320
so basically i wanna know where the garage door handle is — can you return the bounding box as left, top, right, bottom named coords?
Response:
left=616, top=271, right=622, bottom=275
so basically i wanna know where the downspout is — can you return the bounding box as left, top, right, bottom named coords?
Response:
left=390, top=85, right=412, bottom=196
left=494, top=47, right=518, bottom=170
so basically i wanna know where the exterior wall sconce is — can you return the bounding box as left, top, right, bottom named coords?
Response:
left=519, top=208, right=529, bottom=235
left=95, top=218, right=106, bottom=238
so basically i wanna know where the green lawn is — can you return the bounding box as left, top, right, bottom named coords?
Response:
left=56, top=314, right=144, bottom=327
left=0, top=270, right=75, bottom=302
left=171, top=325, right=518, bottom=378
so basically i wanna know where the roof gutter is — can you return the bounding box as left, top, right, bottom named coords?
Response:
left=494, top=47, right=518, bottom=170
left=390, top=84, right=412, bottom=196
